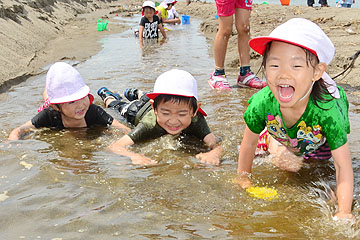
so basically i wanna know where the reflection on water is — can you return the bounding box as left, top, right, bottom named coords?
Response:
left=1, top=15, right=360, bottom=239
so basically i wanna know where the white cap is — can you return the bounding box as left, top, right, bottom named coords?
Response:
left=142, top=1, right=156, bottom=9
left=249, top=18, right=339, bottom=98
left=46, top=62, right=93, bottom=104
left=147, top=69, right=206, bottom=116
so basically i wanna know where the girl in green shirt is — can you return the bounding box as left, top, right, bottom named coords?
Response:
left=236, top=18, right=353, bottom=220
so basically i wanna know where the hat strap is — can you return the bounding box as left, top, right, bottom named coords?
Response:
left=323, top=72, right=340, bottom=99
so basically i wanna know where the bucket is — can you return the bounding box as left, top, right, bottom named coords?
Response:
left=97, top=18, right=109, bottom=31
left=280, top=0, right=290, bottom=5
left=182, top=15, right=190, bottom=25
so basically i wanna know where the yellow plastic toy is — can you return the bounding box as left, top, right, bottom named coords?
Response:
left=246, top=186, right=278, bottom=201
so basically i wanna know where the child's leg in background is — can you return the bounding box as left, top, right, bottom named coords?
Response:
left=208, top=0, right=235, bottom=90
left=234, top=8, right=250, bottom=68
left=213, top=15, right=233, bottom=71
left=235, top=0, right=266, bottom=89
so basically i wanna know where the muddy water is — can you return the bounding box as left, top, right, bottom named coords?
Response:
left=1, top=16, right=360, bottom=239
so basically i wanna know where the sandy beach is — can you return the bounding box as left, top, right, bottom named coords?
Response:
left=1, top=0, right=359, bottom=91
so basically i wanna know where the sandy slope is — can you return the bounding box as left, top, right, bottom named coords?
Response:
left=0, top=0, right=141, bottom=91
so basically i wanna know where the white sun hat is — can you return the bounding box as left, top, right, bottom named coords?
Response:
left=160, top=0, right=177, bottom=8
left=249, top=18, right=339, bottom=98
left=46, top=62, right=93, bottom=104
left=146, top=69, right=206, bottom=116
left=142, top=1, right=156, bottom=9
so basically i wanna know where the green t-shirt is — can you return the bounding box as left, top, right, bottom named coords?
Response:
left=156, top=6, right=168, bottom=20
left=244, top=86, right=350, bottom=157
left=128, top=109, right=211, bottom=143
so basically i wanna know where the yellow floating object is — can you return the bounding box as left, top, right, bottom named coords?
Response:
left=246, top=186, right=278, bottom=201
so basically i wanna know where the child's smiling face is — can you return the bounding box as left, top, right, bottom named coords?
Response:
left=154, top=100, right=196, bottom=135
left=265, top=41, right=325, bottom=108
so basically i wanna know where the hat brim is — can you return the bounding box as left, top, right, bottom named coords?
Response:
left=146, top=92, right=207, bottom=116
left=49, top=85, right=91, bottom=104
left=249, top=37, right=318, bottom=58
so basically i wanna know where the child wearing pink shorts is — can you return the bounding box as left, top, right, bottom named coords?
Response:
left=208, top=0, right=266, bottom=91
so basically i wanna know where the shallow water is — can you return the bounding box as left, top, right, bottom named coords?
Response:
left=1, top=16, right=360, bottom=239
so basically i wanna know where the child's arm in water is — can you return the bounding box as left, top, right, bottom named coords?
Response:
left=158, top=23, right=167, bottom=40
left=109, top=135, right=157, bottom=165
left=162, top=18, right=181, bottom=25
left=195, top=133, right=222, bottom=165
left=111, top=119, right=131, bottom=133
left=236, top=126, right=259, bottom=188
left=8, top=120, right=36, bottom=140
left=139, top=25, right=144, bottom=49
left=331, top=142, right=354, bottom=220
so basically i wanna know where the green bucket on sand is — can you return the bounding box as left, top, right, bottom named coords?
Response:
left=97, top=18, right=109, bottom=31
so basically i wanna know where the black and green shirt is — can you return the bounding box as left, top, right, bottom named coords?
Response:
left=128, top=109, right=211, bottom=143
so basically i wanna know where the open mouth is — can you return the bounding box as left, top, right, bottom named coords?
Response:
left=167, top=125, right=181, bottom=131
left=278, top=84, right=295, bottom=103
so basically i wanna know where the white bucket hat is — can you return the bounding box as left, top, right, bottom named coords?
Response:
left=142, top=1, right=156, bottom=9
left=249, top=18, right=339, bottom=98
left=147, top=69, right=206, bottom=116
left=46, top=62, right=93, bottom=104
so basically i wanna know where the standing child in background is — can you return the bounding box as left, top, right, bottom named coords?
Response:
left=236, top=18, right=353, bottom=220
left=139, top=1, right=167, bottom=49
left=97, top=69, right=222, bottom=166
left=208, top=0, right=266, bottom=90
left=8, top=62, right=129, bottom=140
left=157, top=0, right=181, bottom=25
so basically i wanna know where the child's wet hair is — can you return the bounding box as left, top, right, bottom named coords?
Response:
left=262, top=41, right=335, bottom=109
left=153, top=94, right=198, bottom=114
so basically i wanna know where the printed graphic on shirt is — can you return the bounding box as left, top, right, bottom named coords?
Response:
left=245, top=0, right=253, bottom=8
left=266, top=114, right=326, bottom=156
left=143, top=21, right=159, bottom=39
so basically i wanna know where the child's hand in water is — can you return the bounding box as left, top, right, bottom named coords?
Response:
left=195, top=151, right=220, bottom=165
left=234, top=173, right=252, bottom=189
left=131, top=155, right=157, bottom=165
left=272, top=146, right=303, bottom=172
left=334, top=211, right=353, bottom=221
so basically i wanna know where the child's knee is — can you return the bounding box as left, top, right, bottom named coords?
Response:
left=218, top=26, right=233, bottom=38
left=236, top=23, right=250, bottom=35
